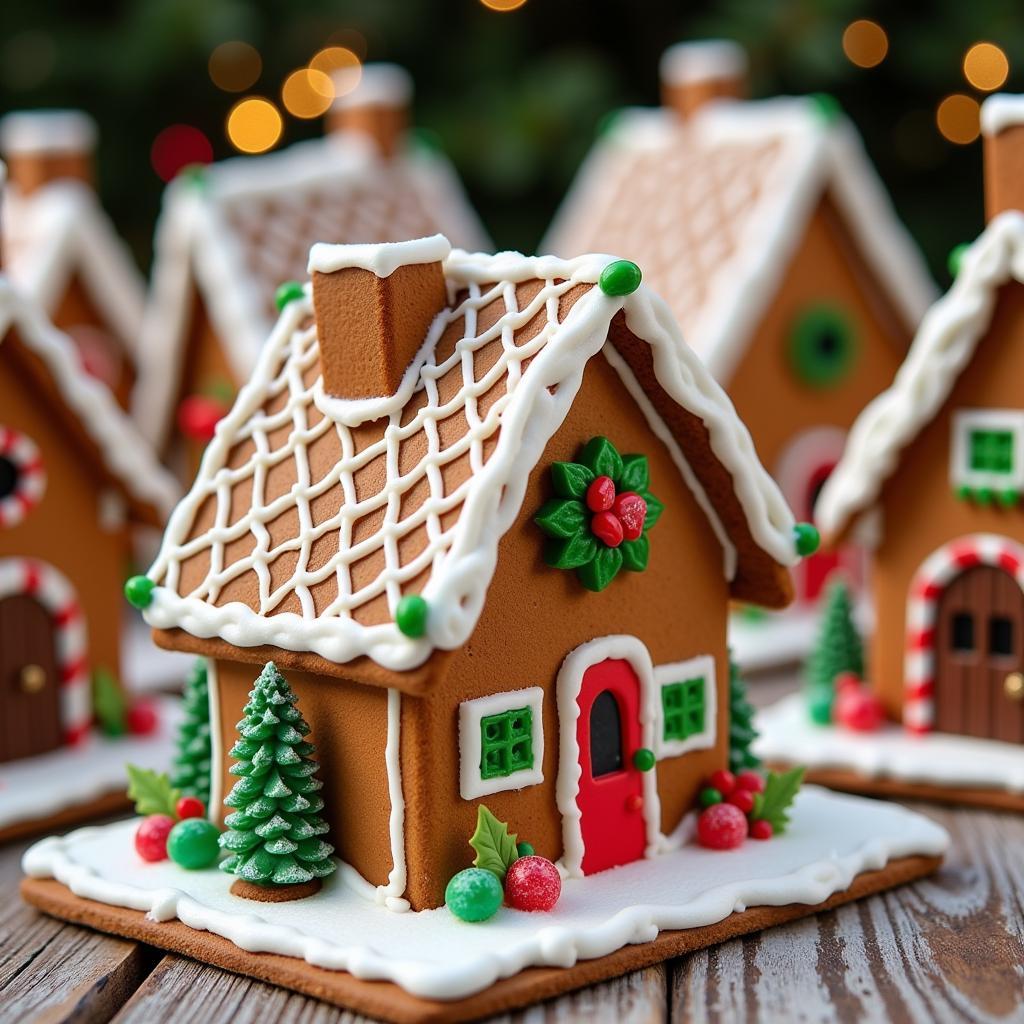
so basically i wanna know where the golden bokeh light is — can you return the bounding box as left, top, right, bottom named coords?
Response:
left=309, top=46, right=362, bottom=98
left=282, top=68, right=335, bottom=119
left=209, top=41, right=262, bottom=93
left=963, top=42, right=1009, bottom=91
left=226, top=97, right=283, bottom=153
left=842, top=19, right=888, bottom=68
left=480, top=0, right=528, bottom=10
left=936, top=94, right=981, bottom=145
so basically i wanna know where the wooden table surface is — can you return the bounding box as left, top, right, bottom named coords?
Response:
left=3, top=674, right=1024, bottom=1024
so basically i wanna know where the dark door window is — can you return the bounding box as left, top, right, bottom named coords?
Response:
left=589, top=689, right=623, bottom=777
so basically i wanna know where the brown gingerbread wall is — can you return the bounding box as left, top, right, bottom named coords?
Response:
left=868, top=281, right=1024, bottom=717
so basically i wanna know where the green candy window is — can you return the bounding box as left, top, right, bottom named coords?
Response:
left=970, top=429, right=1014, bottom=474
left=653, top=654, right=717, bottom=758
left=480, top=707, right=534, bottom=780
left=788, top=305, right=858, bottom=388
left=661, top=677, right=706, bottom=743
left=952, top=409, right=1024, bottom=505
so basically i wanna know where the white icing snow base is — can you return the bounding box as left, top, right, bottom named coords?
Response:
left=23, top=788, right=946, bottom=1001
left=755, top=693, right=1024, bottom=793
left=122, top=612, right=194, bottom=694
left=0, top=696, right=180, bottom=834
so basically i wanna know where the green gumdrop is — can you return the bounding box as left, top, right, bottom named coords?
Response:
left=947, top=243, right=970, bottom=278
left=598, top=259, right=642, bottom=297
left=516, top=841, right=535, bottom=858
left=699, top=787, right=723, bottom=808
left=124, top=575, right=155, bottom=609
left=794, top=522, right=820, bottom=557
left=633, top=748, right=656, bottom=772
left=810, top=92, right=842, bottom=123
left=445, top=867, right=503, bottom=923
left=168, top=818, right=221, bottom=870
left=807, top=687, right=834, bottom=726
left=275, top=281, right=305, bottom=311
left=395, top=594, right=429, bottom=638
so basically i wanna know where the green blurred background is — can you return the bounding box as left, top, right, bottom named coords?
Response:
left=3, top=0, right=1022, bottom=283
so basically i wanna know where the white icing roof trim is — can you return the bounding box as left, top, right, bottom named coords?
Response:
left=0, top=277, right=179, bottom=518
left=980, top=93, right=1024, bottom=137
left=0, top=110, right=97, bottom=154
left=659, top=40, right=748, bottom=86
left=308, top=235, right=451, bottom=277
left=331, top=62, right=413, bottom=110
left=143, top=246, right=797, bottom=672
left=816, top=211, right=1024, bottom=540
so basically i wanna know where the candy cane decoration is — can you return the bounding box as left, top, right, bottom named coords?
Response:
left=0, top=558, right=91, bottom=744
left=0, top=426, right=46, bottom=529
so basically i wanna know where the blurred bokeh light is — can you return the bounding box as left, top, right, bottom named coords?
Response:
left=209, top=42, right=262, bottom=93
left=842, top=20, right=888, bottom=69
left=150, top=124, right=213, bottom=181
left=963, top=43, right=1009, bottom=91
left=226, top=97, right=283, bottom=153
left=936, top=94, right=981, bottom=145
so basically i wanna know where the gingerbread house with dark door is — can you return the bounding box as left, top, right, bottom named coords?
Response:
left=816, top=95, right=1024, bottom=742
left=1, top=110, right=146, bottom=411
left=133, top=64, right=489, bottom=483
left=138, top=234, right=808, bottom=910
left=543, top=41, right=936, bottom=622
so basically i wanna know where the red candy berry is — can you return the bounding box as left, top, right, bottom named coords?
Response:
left=727, top=789, right=755, bottom=815
left=586, top=475, right=616, bottom=512
left=697, top=803, right=749, bottom=850
left=176, top=796, right=205, bottom=820
left=708, top=769, right=736, bottom=796
left=135, top=814, right=175, bottom=862
left=613, top=491, right=647, bottom=541
left=504, top=855, right=562, bottom=912
left=750, top=819, right=774, bottom=841
left=835, top=676, right=884, bottom=732
left=591, top=509, right=624, bottom=548
left=735, top=771, right=765, bottom=794
left=177, top=395, right=226, bottom=442
left=126, top=701, right=159, bottom=736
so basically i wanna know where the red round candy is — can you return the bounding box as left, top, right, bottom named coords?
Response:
left=586, top=475, right=616, bottom=512
left=735, top=770, right=765, bottom=793
left=708, top=769, right=736, bottom=796
left=177, top=395, right=225, bottom=442
left=591, top=509, right=624, bottom=548
left=697, top=803, right=749, bottom=850
left=727, top=788, right=755, bottom=815
left=750, top=819, right=774, bottom=841
left=135, top=814, right=175, bottom=862
left=612, top=491, right=647, bottom=541
left=176, top=796, right=205, bottom=820
left=504, top=855, right=562, bottom=912
left=126, top=701, right=158, bottom=736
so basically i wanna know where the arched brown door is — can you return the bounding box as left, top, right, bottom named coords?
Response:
left=935, top=565, right=1024, bottom=742
left=0, top=594, right=62, bottom=763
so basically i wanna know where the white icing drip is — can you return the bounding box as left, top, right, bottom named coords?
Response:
left=816, top=210, right=1024, bottom=541
left=0, top=109, right=96, bottom=154
left=980, top=93, right=1024, bottom=136
left=205, top=659, right=223, bottom=821
left=307, top=235, right=451, bottom=278
left=376, top=687, right=409, bottom=912
left=331, top=62, right=413, bottom=110
left=659, top=40, right=748, bottom=87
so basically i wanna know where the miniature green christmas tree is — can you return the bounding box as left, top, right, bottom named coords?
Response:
left=170, top=660, right=212, bottom=806
left=219, top=662, right=335, bottom=891
left=805, top=578, right=864, bottom=724
left=728, top=654, right=762, bottom=774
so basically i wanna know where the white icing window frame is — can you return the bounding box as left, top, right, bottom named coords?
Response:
left=459, top=687, right=545, bottom=800
left=653, top=654, right=716, bottom=759
left=951, top=409, right=1024, bottom=492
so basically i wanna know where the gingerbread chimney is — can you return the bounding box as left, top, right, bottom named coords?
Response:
left=327, top=63, right=413, bottom=160
left=981, top=95, right=1024, bottom=222
left=308, top=235, right=450, bottom=400
left=659, top=40, right=748, bottom=119
left=0, top=110, right=96, bottom=196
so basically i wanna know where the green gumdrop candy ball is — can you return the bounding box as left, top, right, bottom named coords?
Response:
left=699, top=786, right=723, bottom=808
left=516, top=841, right=535, bottom=858
left=168, top=818, right=221, bottom=870
left=445, top=867, right=503, bottom=923
left=808, top=686, right=834, bottom=726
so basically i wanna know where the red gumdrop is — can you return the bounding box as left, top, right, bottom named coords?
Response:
left=591, top=509, right=624, bottom=548
left=586, top=475, right=616, bottom=513
left=708, top=769, right=736, bottom=796
left=505, top=855, right=562, bottom=912
left=836, top=685, right=884, bottom=732
left=135, top=814, right=175, bottom=862
left=126, top=701, right=159, bottom=736
left=177, top=395, right=225, bottom=442
left=750, top=819, right=774, bottom=841
left=697, top=803, right=748, bottom=850
left=735, top=770, right=765, bottom=793
left=835, top=671, right=862, bottom=692
left=613, top=491, right=647, bottom=540
left=176, top=796, right=205, bottom=820
left=727, top=788, right=755, bottom=815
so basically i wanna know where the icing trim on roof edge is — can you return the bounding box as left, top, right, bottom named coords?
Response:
left=331, top=62, right=413, bottom=110
left=0, top=110, right=96, bottom=154
left=980, top=93, right=1024, bottom=137
left=659, top=40, right=748, bottom=86
left=308, top=234, right=451, bottom=277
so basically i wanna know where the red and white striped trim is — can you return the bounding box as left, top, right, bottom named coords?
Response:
left=904, top=533, right=1024, bottom=733
left=0, top=558, right=91, bottom=744
left=0, top=426, right=46, bottom=528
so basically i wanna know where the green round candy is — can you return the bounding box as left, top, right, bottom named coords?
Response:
left=810, top=93, right=842, bottom=124
left=516, top=841, right=535, bottom=858
left=396, top=594, right=429, bottom=638
left=699, top=787, right=723, bottom=808
left=124, top=575, right=155, bottom=609
left=167, top=818, right=221, bottom=870
left=788, top=304, right=858, bottom=387
left=633, top=747, right=656, bottom=772
left=947, top=243, right=970, bottom=278
left=794, top=522, right=820, bottom=557
left=598, top=259, right=642, bottom=297
left=977, top=487, right=994, bottom=505
left=999, top=489, right=1019, bottom=507
left=275, top=281, right=305, bottom=311
left=807, top=687, right=834, bottom=725
left=445, top=867, right=503, bottom=923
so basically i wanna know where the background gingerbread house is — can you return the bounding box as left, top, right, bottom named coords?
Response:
left=1, top=110, right=146, bottom=411
left=543, top=40, right=937, bottom=637
left=132, top=63, right=490, bottom=482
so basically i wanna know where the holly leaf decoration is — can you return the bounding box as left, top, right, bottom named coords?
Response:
left=619, top=453, right=649, bottom=492
left=127, top=764, right=181, bottom=818
left=92, top=669, right=127, bottom=737
left=621, top=535, right=649, bottom=572
left=535, top=498, right=587, bottom=539
left=550, top=461, right=594, bottom=499
left=544, top=532, right=598, bottom=570
left=577, top=545, right=623, bottom=592
left=641, top=491, right=664, bottom=530
left=470, top=805, right=519, bottom=881
left=751, top=767, right=805, bottom=835
left=580, top=436, right=623, bottom=481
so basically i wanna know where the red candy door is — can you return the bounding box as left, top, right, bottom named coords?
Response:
left=575, top=658, right=647, bottom=874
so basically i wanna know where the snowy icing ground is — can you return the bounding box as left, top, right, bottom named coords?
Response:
left=755, top=693, right=1024, bottom=793
left=23, top=788, right=947, bottom=1001
left=0, top=695, right=180, bottom=833
left=123, top=612, right=194, bottom=694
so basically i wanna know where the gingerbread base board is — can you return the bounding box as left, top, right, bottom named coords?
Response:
left=755, top=694, right=1024, bottom=812
left=22, top=854, right=941, bottom=1024
left=0, top=790, right=130, bottom=846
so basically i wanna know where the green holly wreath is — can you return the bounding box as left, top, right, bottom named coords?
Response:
left=534, top=436, right=663, bottom=592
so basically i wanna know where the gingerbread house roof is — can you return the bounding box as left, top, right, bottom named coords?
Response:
left=141, top=238, right=800, bottom=679
left=816, top=209, right=1024, bottom=543
left=542, top=96, right=937, bottom=384
left=0, top=275, right=179, bottom=524
left=133, top=132, right=490, bottom=450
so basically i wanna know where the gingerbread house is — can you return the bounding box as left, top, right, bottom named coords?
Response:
left=543, top=40, right=936, bottom=618
left=133, top=64, right=489, bottom=482
left=1, top=110, right=146, bottom=410
left=137, top=233, right=808, bottom=910
left=0, top=245, right=178, bottom=765
left=815, top=94, right=1024, bottom=744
